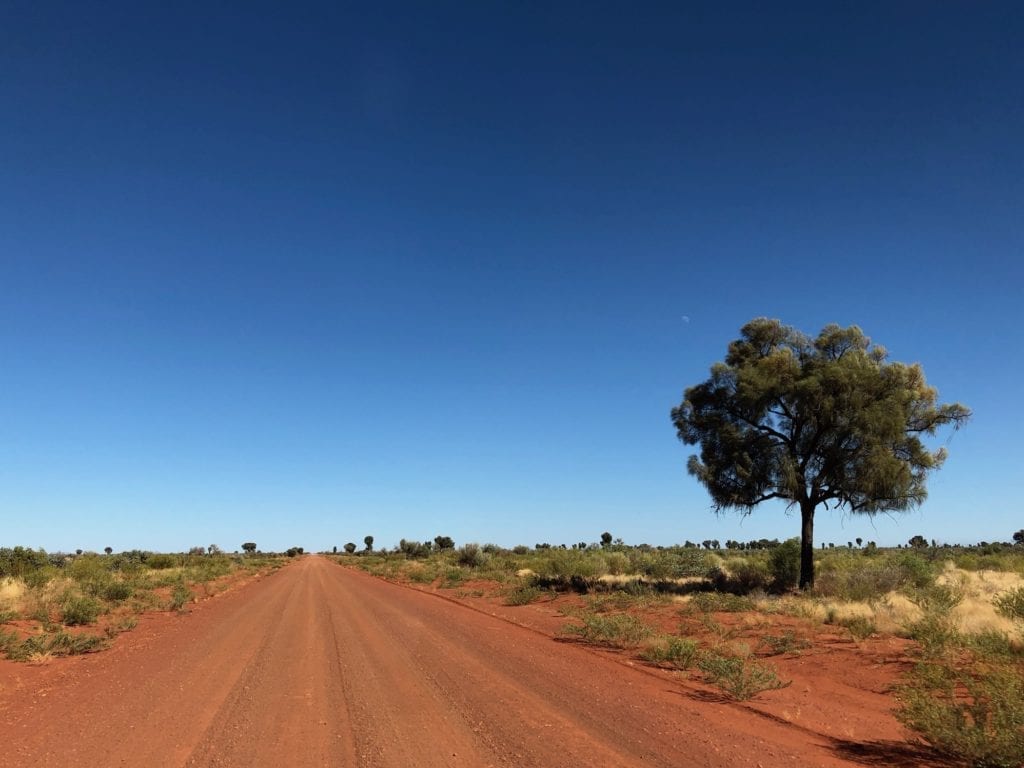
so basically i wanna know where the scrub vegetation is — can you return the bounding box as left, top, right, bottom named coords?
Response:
left=0, top=546, right=283, bottom=661
left=343, top=533, right=1024, bottom=762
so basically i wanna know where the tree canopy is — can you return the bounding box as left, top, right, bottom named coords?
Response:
left=672, top=318, right=969, bottom=588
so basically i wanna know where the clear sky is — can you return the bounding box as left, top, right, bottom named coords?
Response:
left=1, top=2, right=1021, bottom=553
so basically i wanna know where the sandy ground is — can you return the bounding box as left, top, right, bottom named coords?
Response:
left=0, top=556, right=951, bottom=767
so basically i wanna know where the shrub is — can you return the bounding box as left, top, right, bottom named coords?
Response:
left=170, top=581, right=192, bottom=611
left=562, top=613, right=654, bottom=648
left=837, top=616, right=876, bottom=641
left=768, top=539, right=800, bottom=591
left=102, top=581, right=133, bottom=602
left=759, top=630, right=810, bottom=655
left=504, top=584, right=543, bottom=606
left=688, top=592, right=753, bottom=613
left=697, top=651, right=789, bottom=700
left=60, top=595, right=101, bottom=626
left=640, top=636, right=699, bottom=669
left=897, top=661, right=1024, bottom=768
left=456, top=543, right=488, bottom=568
left=994, top=587, right=1024, bottom=622
left=146, top=554, right=177, bottom=570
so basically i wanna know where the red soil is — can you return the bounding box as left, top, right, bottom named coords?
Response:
left=0, top=557, right=956, bottom=767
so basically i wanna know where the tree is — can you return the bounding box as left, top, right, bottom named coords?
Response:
left=856, top=537, right=862, bottom=548
left=434, top=535, right=455, bottom=550
left=600, top=532, right=613, bottom=548
left=1013, top=530, right=1024, bottom=545
left=672, top=318, right=969, bottom=589
left=908, top=534, right=928, bottom=548
left=104, top=546, right=113, bottom=555
left=241, top=542, right=256, bottom=554
left=343, top=542, right=357, bottom=554
left=363, top=535, right=374, bottom=552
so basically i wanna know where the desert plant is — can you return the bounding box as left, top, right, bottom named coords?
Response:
left=504, top=584, right=543, bottom=606
left=768, top=539, right=800, bottom=591
left=60, top=595, right=101, bottom=626
left=640, top=636, right=699, bottom=669
left=688, top=592, right=754, bottom=613
left=457, top=543, right=488, bottom=568
left=170, top=581, right=192, bottom=611
left=993, top=586, right=1024, bottom=622
left=697, top=651, right=789, bottom=700
left=837, top=615, right=876, bottom=641
left=897, top=660, right=1024, bottom=768
left=759, top=630, right=810, bottom=655
left=562, top=613, right=654, bottom=648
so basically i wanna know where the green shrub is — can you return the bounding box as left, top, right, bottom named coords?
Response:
left=504, top=584, right=543, bottom=606
left=897, top=661, right=1024, bottom=768
left=562, top=613, right=654, bottom=648
left=60, top=595, right=101, bottom=626
left=640, top=636, right=699, bottom=669
left=170, top=581, right=192, bottom=611
left=994, top=587, right=1024, bottom=622
left=759, top=630, right=810, bottom=655
left=146, top=554, right=177, bottom=570
left=768, top=539, right=800, bottom=591
left=688, top=592, right=754, bottom=613
left=697, top=651, right=789, bottom=700
left=456, top=543, right=488, bottom=568
left=102, top=581, right=133, bottom=602
left=837, top=615, right=876, bottom=641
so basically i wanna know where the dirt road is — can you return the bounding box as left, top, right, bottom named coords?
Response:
left=0, top=556, right=861, bottom=767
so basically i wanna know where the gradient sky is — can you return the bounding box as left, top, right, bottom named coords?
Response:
left=1, top=2, right=1021, bottom=553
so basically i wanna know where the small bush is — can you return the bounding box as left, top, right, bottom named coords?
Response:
left=640, top=636, right=699, bottom=669
left=759, top=630, right=810, bottom=655
left=22, top=630, right=105, bottom=658
left=563, top=613, right=654, bottom=648
left=60, top=595, right=101, bottom=626
left=146, top=554, right=177, bottom=570
left=768, top=539, right=800, bottom=591
left=994, top=587, right=1024, bottom=622
left=688, top=592, right=754, bottom=613
left=170, top=581, right=192, bottom=611
left=897, top=661, right=1024, bottom=768
left=837, top=616, right=876, bottom=641
left=456, top=543, right=488, bottom=568
left=505, top=584, right=543, bottom=606
left=102, top=581, right=133, bottom=602
left=697, top=651, right=790, bottom=700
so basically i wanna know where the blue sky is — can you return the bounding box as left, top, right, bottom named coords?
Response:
left=1, top=2, right=1021, bottom=553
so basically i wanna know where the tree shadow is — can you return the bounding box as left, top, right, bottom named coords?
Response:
left=830, top=739, right=964, bottom=767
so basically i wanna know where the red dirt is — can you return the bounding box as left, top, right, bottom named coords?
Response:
left=0, top=557, right=948, bottom=767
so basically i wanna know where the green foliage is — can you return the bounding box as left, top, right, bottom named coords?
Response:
left=837, top=615, right=876, bottom=641
left=434, top=535, right=455, bottom=550
left=993, top=587, right=1024, bottom=622
left=562, top=613, right=654, bottom=648
left=60, top=595, right=102, bottom=626
left=146, top=554, right=177, bottom=570
left=813, top=551, right=935, bottom=600
left=170, top=580, right=193, bottom=611
left=504, top=584, right=543, bottom=606
left=688, top=592, right=754, bottom=613
left=343, top=542, right=357, bottom=554
left=456, top=543, right=488, bottom=568
left=640, top=636, right=699, bottom=669
left=897, top=661, right=1024, bottom=768
left=2, top=629, right=105, bottom=660
left=759, top=630, right=810, bottom=655
left=768, top=538, right=800, bottom=591
left=697, top=651, right=789, bottom=700
left=672, top=318, right=969, bottom=588
left=0, top=546, right=50, bottom=578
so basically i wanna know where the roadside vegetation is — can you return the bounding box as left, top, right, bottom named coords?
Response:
left=1, top=546, right=284, bottom=662
left=340, top=533, right=1024, bottom=763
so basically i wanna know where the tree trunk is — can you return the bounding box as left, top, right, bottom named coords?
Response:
left=799, top=499, right=816, bottom=589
